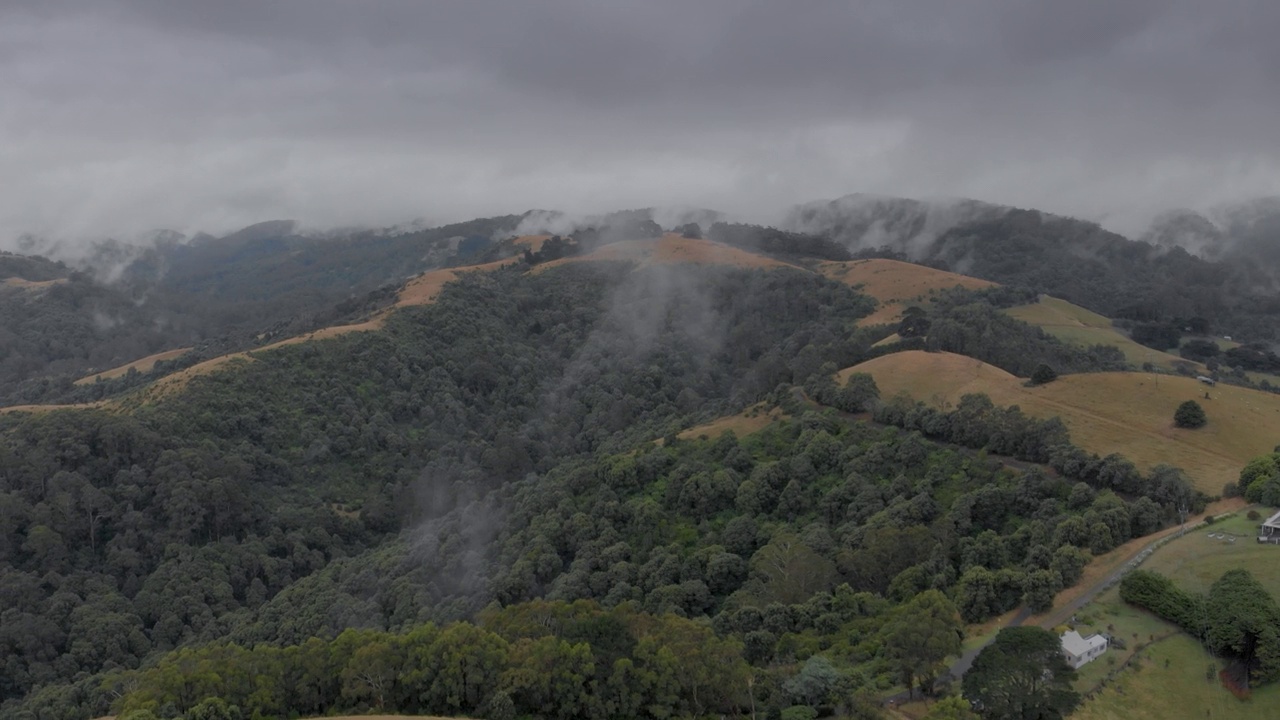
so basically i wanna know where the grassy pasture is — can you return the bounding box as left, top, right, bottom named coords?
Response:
left=818, top=258, right=996, bottom=326
left=1126, top=510, right=1280, bottom=596
left=844, top=351, right=1280, bottom=493
left=1068, top=509, right=1280, bottom=720
left=1006, top=296, right=1197, bottom=372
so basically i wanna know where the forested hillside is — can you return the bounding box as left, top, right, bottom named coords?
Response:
left=0, top=248, right=1215, bottom=718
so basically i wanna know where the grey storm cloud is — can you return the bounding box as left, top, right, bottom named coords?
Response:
left=3, top=0, right=1279, bottom=244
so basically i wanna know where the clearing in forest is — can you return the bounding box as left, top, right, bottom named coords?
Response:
left=512, top=233, right=553, bottom=252
left=843, top=350, right=1280, bottom=493
left=817, top=258, right=996, bottom=327
left=534, top=233, right=796, bottom=273
left=1006, top=296, right=1195, bottom=372
left=2, top=276, right=68, bottom=290
left=674, top=403, right=787, bottom=442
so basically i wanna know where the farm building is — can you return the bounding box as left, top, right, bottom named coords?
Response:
left=1259, top=509, right=1280, bottom=545
left=1196, top=375, right=1216, bottom=386
left=1061, top=630, right=1108, bottom=669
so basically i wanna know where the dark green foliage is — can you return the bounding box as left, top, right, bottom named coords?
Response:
left=917, top=210, right=1280, bottom=344
left=1240, top=452, right=1280, bottom=505
left=961, top=626, right=1079, bottom=720
left=1224, top=344, right=1280, bottom=373
left=0, top=247, right=1216, bottom=716
left=1174, top=400, right=1207, bottom=428
left=1129, top=322, right=1182, bottom=351
left=923, top=290, right=1128, bottom=377
left=708, top=222, right=852, bottom=261
left=1180, top=339, right=1221, bottom=362
left=521, top=235, right=579, bottom=264
left=1029, top=364, right=1058, bottom=386
left=99, top=602, right=750, bottom=719
left=1121, top=569, right=1280, bottom=686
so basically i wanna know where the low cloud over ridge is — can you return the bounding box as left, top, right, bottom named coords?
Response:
left=4, top=0, right=1280, bottom=246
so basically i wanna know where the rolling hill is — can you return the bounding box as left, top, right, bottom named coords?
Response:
left=1006, top=295, right=1196, bottom=372
left=818, top=257, right=996, bottom=326
left=842, top=350, right=1280, bottom=493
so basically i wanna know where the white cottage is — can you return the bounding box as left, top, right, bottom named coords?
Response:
left=1061, top=630, right=1107, bottom=669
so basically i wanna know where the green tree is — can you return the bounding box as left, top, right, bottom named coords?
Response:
left=783, top=655, right=843, bottom=707
left=922, top=695, right=981, bottom=720
left=1021, top=569, right=1062, bottom=613
left=880, top=590, right=964, bottom=697
left=1173, top=400, right=1207, bottom=429
left=1029, top=364, right=1058, bottom=386
left=962, top=627, right=1079, bottom=720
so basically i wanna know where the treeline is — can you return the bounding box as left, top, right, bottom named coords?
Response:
left=1237, top=450, right=1280, bottom=505
left=874, top=392, right=1206, bottom=520
left=920, top=288, right=1129, bottom=378
left=708, top=222, right=853, bottom=261
left=919, top=209, right=1280, bottom=343
left=104, top=602, right=769, bottom=720
left=1121, top=569, right=1280, bottom=686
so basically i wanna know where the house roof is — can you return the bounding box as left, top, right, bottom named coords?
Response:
left=1061, top=630, right=1106, bottom=656
left=1263, top=510, right=1280, bottom=531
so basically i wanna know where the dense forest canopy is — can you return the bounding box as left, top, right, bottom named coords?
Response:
left=0, top=201, right=1268, bottom=718
left=0, top=254, right=1211, bottom=718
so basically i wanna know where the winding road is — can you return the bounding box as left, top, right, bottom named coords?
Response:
left=883, top=513, right=1223, bottom=706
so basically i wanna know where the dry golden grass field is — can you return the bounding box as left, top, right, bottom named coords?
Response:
left=74, top=347, right=192, bottom=385
left=675, top=403, right=787, bottom=441
left=818, top=258, right=996, bottom=326
left=535, top=233, right=797, bottom=274
left=842, top=350, right=1280, bottom=493
left=3, top=276, right=68, bottom=290
left=1006, top=296, right=1198, bottom=372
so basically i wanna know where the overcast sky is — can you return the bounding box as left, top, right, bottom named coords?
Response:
left=4, top=0, right=1279, bottom=244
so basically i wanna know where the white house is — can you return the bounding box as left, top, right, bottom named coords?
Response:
left=1259, top=509, right=1280, bottom=545
left=1061, top=630, right=1108, bottom=669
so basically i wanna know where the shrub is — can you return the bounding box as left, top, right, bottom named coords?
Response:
left=1030, top=364, right=1058, bottom=386
left=1248, top=510, right=1261, bottom=521
left=1174, top=400, right=1207, bottom=429
left=781, top=706, right=817, bottom=720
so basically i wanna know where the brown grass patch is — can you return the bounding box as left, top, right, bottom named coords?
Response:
left=843, top=350, right=1280, bottom=493
left=535, top=233, right=796, bottom=274
left=819, top=258, right=996, bottom=327
left=74, top=347, right=192, bottom=385
left=675, top=403, right=786, bottom=441
left=512, top=234, right=553, bottom=252
left=2, top=276, right=68, bottom=289
left=136, top=353, right=257, bottom=400
left=0, top=401, right=105, bottom=415
left=397, top=257, right=520, bottom=306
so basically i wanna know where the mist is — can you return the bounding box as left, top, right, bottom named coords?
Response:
left=5, top=0, right=1280, bottom=250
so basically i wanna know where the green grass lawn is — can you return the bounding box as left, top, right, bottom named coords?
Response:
left=1067, top=509, right=1280, bottom=718
left=1073, top=634, right=1280, bottom=720
left=1135, top=510, right=1280, bottom=596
